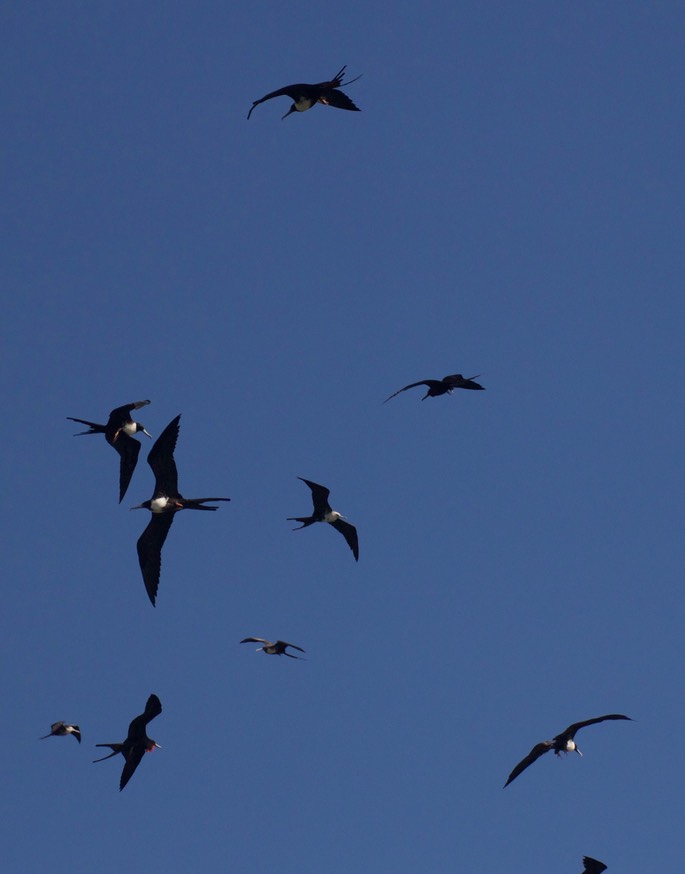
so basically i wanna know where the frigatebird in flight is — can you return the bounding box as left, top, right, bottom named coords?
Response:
left=247, top=65, right=362, bottom=120
left=240, top=638, right=306, bottom=659
left=40, top=722, right=81, bottom=743
left=581, top=857, right=607, bottom=874
left=131, top=414, right=230, bottom=606
left=93, top=694, right=162, bottom=791
left=504, top=714, right=632, bottom=787
left=383, top=374, right=485, bottom=403
left=67, top=400, right=152, bottom=502
left=288, top=478, right=359, bottom=561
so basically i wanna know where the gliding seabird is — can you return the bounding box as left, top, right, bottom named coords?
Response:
left=67, top=400, right=152, bottom=502
left=288, top=478, right=359, bottom=561
left=504, top=714, right=632, bottom=787
left=40, top=722, right=81, bottom=743
left=240, top=638, right=306, bottom=659
left=247, top=65, right=362, bottom=120
left=131, top=415, right=230, bottom=606
left=93, top=694, right=162, bottom=791
left=581, top=857, right=607, bottom=874
left=383, top=373, right=485, bottom=403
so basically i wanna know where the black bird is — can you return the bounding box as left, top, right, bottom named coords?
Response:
left=383, top=374, right=485, bottom=403
left=504, top=714, right=632, bottom=787
left=288, top=478, right=359, bottom=561
left=67, top=400, right=152, bottom=502
left=247, top=65, right=361, bottom=120
left=93, top=694, right=162, bottom=791
left=581, top=857, right=607, bottom=874
left=40, top=722, right=81, bottom=743
left=131, top=415, right=230, bottom=606
left=240, top=638, right=306, bottom=660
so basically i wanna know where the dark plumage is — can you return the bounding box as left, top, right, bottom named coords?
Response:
left=40, top=722, right=81, bottom=743
left=67, top=400, right=152, bottom=502
left=131, top=415, right=230, bottom=606
left=383, top=374, right=485, bottom=403
left=504, top=714, right=632, bottom=787
left=240, top=638, right=306, bottom=660
left=93, top=694, right=162, bottom=791
left=288, top=477, right=359, bottom=561
left=247, top=65, right=362, bottom=120
left=581, top=857, right=607, bottom=874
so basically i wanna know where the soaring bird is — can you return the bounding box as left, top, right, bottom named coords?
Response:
left=240, top=638, right=306, bottom=660
left=504, top=714, right=632, bottom=787
left=131, top=415, right=230, bottom=606
left=40, top=722, right=81, bottom=743
left=67, top=400, right=152, bottom=502
left=247, top=65, right=362, bottom=120
left=581, top=857, right=607, bottom=874
left=93, top=694, right=162, bottom=791
left=383, top=374, right=485, bottom=403
left=288, top=478, right=359, bottom=561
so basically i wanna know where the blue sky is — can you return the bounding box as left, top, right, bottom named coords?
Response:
left=3, top=2, right=683, bottom=871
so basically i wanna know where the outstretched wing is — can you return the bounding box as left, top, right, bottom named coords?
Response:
left=561, top=714, right=632, bottom=742
left=504, top=741, right=551, bottom=787
left=240, top=637, right=270, bottom=645
left=330, top=518, right=359, bottom=561
left=112, top=434, right=142, bottom=503
left=106, top=400, right=150, bottom=427
left=247, top=84, right=301, bottom=119
left=119, top=744, right=146, bottom=791
left=442, top=373, right=485, bottom=391
left=320, top=89, right=360, bottom=111
left=582, top=857, right=607, bottom=874
left=147, top=415, right=181, bottom=496
left=382, top=381, right=436, bottom=403
left=127, top=694, right=162, bottom=740
left=137, top=514, right=175, bottom=606
left=298, top=478, right=331, bottom=515
left=283, top=642, right=306, bottom=654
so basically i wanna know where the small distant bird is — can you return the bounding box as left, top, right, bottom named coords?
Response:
left=93, top=694, right=162, bottom=791
left=40, top=722, right=81, bottom=743
left=67, top=400, right=152, bottom=502
left=131, top=415, right=230, bottom=606
left=240, top=638, right=306, bottom=660
left=581, top=857, right=607, bottom=874
left=247, top=65, right=362, bottom=120
left=288, top=478, right=359, bottom=561
left=383, top=374, right=485, bottom=403
left=504, top=714, right=632, bottom=787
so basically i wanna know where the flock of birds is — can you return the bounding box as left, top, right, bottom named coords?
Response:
left=39, top=66, right=625, bottom=870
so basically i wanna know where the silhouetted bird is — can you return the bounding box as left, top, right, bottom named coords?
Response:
left=247, top=65, right=361, bottom=120
left=383, top=374, right=485, bottom=403
left=504, top=714, right=632, bottom=787
left=240, top=638, right=306, bottom=659
left=40, top=722, right=81, bottom=743
left=581, top=857, right=607, bottom=874
left=288, top=478, right=358, bottom=561
left=67, top=400, right=152, bottom=502
left=131, top=415, right=230, bottom=606
left=93, top=694, right=162, bottom=791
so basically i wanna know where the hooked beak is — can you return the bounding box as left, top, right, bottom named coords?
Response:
left=142, top=428, right=152, bottom=439
left=153, top=742, right=162, bottom=750
left=575, top=746, right=583, bottom=757
left=130, top=504, right=145, bottom=511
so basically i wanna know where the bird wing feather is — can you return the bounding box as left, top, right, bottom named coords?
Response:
left=504, top=741, right=552, bottom=786
left=137, top=514, right=175, bottom=606
left=147, top=415, right=181, bottom=496
left=330, top=518, right=359, bottom=561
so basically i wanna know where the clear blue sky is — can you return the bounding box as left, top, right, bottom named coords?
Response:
left=3, top=2, right=683, bottom=871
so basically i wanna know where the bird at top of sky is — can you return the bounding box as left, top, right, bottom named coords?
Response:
left=383, top=373, right=485, bottom=403
left=288, top=477, right=359, bottom=561
left=131, top=414, right=230, bottom=607
left=40, top=722, right=81, bottom=743
left=247, top=65, right=362, bottom=120
left=503, top=714, right=632, bottom=787
left=581, top=857, right=607, bottom=874
left=240, top=638, right=306, bottom=660
left=93, top=694, right=162, bottom=792
left=67, top=400, right=152, bottom=502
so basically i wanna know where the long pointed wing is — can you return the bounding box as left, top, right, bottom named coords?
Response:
left=561, top=714, right=632, bottom=742
left=137, top=514, right=175, bottom=606
left=119, top=744, right=146, bottom=791
left=112, top=433, right=142, bottom=503
left=240, top=637, right=270, bottom=645
left=330, top=518, right=359, bottom=561
left=282, top=642, right=306, bottom=653
left=247, top=84, right=302, bottom=119
left=320, top=89, right=360, bottom=111
left=442, top=374, right=485, bottom=391
left=147, top=415, right=181, bottom=496
left=298, top=478, right=331, bottom=515
left=382, top=381, right=436, bottom=403
left=106, top=400, right=150, bottom=427
left=582, top=857, right=608, bottom=874
left=504, top=741, right=551, bottom=786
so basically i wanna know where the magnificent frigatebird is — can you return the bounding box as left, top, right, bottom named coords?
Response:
left=131, top=414, right=230, bottom=606
left=93, top=694, right=162, bottom=791
left=581, top=857, right=607, bottom=874
left=288, top=478, right=359, bottom=561
left=240, top=638, right=306, bottom=659
left=67, top=400, right=152, bottom=502
left=40, top=722, right=81, bottom=743
left=247, top=65, right=362, bottom=120
left=504, top=714, right=632, bottom=787
left=383, top=374, right=485, bottom=403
